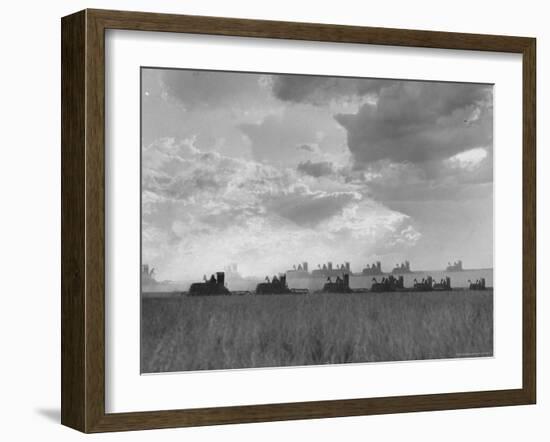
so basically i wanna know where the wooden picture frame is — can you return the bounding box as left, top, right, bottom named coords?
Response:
left=61, top=8, right=536, bottom=433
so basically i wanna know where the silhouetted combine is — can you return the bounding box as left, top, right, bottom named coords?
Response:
left=321, top=274, right=352, bottom=293
left=469, top=278, right=486, bottom=290
left=433, top=277, right=452, bottom=290
left=188, top=272, right=230, bottom=296
left=446, top=260, right=463, bottom=271
left=413, top=276, right=451, bottom=291
left=391, top=261, right=412, bottom=274
left=256, top=274, right=292, bottom=295
left=362, top=261, right=382, bottom=275
left=370, top=275, right=404, bottom=292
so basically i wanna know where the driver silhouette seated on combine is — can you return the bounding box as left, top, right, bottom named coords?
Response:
left=432, top=276, right=451, bottom=290
left=469, top=278, right=486, bottom=290
left=321, top=273, right=352, bottom=293
left=371, top=274, right=403, bottom=292
left=256, top=273, right=291, bottom=294
left=413, top=276, right=434, bottom=291
left=188, top=271, right=230, bottom=296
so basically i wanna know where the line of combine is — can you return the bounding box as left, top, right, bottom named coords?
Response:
left=183, top=271, right=487, bottom=296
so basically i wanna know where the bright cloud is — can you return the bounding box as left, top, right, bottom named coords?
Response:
left=142, top=138, right=418, bottom=280
left=446, top=147, right=488, bottom=171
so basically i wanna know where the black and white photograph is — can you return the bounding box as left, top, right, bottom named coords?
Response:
left=140, top=68, right=494, bottom=374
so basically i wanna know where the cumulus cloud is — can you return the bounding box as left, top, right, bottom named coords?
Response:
left=268, top=75, right=493, bottom=204
left=142, top=69, right=494, bottom=277
left=297, top=160, right=335, bottom=178
left=271, top=75, right=394, bottom=105
left=142, top=138, right=416, bottom=280
left=161, top=69, right=271, bottom=110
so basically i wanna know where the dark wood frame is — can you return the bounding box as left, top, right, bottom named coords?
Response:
left=61, top=8, right=536, bottom=433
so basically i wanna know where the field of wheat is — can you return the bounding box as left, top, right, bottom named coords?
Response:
left=141, top=290, right=493, bottom=373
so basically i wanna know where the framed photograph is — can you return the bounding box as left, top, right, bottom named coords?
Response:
left=61, top=9, right=536, bottom=433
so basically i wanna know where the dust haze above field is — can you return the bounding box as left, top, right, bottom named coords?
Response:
left=141, top=69, right=493, bottom=281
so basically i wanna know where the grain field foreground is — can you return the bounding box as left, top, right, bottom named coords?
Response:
left=141, top=290, right=493, bottom=373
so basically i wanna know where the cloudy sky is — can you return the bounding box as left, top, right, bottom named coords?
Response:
left=141, top=68, right=493, bottom=281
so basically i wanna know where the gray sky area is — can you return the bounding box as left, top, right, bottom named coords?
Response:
left=141, top=68, right=493, bottom=281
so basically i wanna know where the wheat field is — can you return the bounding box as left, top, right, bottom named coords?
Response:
left=141, top=290, right=493, bottom=373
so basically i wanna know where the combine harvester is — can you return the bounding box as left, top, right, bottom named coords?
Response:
left=188, top=272, right=231, bottom=296
left=368, top=275, right=452, bottom=292
left=412, top=276, right=451, bottom=291
left=255, top=274, right=309, bottom=295
left=315, top=273, right=373, bottom=294
left=319, top=274, right=353, bottom=293
left=187, top=271, right=305, bottom=296
left=370, top=275, right=404, bottom=292
left=468, top=278, right=487, bottom=290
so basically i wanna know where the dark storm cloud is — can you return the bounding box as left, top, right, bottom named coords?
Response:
left=265, top=188, right=358, bottom=227
left=271, top=75, right=330, bottom=102
left=364, top=162, right=493, bottom=203
left=270, top=76, right=493, bottom=207
left=297, top=160, right=335, bottom=178
left=335, top=82, right=493, bottom=166
left=340, top=148, right=493, bottom=204
left=271, top=75, right=395, bottom=104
